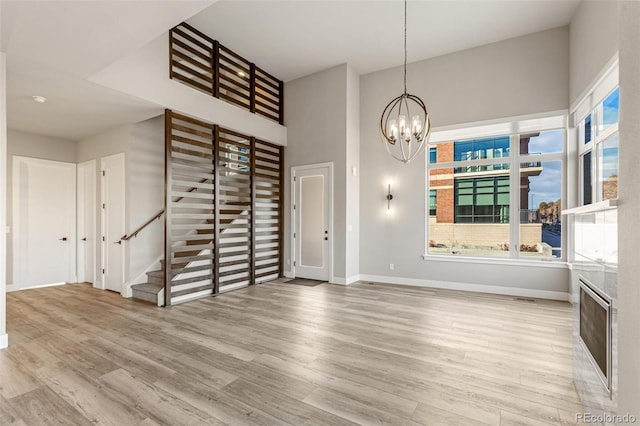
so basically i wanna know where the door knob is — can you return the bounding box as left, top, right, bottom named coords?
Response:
left=59, top=237, right=67, bottom=241
left=114, top=240, right=122, bottom=245
left=81, top=237, right=87, bottom=241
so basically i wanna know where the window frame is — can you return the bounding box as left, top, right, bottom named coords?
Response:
left=577, top=87, right=619, bottom=205
left=425, top=113, right=567, bottom=262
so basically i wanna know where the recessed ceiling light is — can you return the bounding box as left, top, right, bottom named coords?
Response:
left=32, top=95, right=47, bottom=103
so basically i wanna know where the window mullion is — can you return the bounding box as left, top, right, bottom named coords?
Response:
left=510, top=134, right=519, bottom=259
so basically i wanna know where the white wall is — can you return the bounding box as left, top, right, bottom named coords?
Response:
left=0, top=51, right=7, bottom=348
left=5, top=130, right=77, bottom=286
left=617, top=0, right=640, bottom=419
left=284, top=64, right=348, bottom=281
left=569, top=0, right=620, bottom=105
left=358, top=27, right=570, bottom=298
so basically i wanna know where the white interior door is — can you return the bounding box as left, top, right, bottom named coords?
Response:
left=101, top=153, right=125, bottom=293
left=13, top=157, right=76, bottom=289
left=293, top=165, right=331, bottom=281
left=77, top=160, right=96, bottom=284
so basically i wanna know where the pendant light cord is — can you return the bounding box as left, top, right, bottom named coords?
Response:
left=403, top=0, right=407, bottom=95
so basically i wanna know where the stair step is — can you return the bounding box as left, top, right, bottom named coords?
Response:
left=146, top=269, right=164, bottom=285
left=131, top=282, right=163, bottom=294
left=131, top=282, right=164, bottom=306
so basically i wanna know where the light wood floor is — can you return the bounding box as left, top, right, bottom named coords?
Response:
left=1, top=280, right=581, bottom=425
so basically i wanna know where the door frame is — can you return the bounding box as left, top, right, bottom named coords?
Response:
left=100, top=153, right=126, bottom=293
left=12, top=156, right=77, bottom=290
left=77, top=160, right=96, bottom=285
left=290, top=162, right=334, bottom=282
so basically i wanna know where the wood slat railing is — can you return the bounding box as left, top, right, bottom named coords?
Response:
left=169, top=22, right=284, bottom=125
left=165, top=109, right=284, bottom=305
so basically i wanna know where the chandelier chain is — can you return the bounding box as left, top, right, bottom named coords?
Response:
left=403, top=0, right=407, bottom=95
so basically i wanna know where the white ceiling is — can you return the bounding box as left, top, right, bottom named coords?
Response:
left=189, top=0, right=581, bottom=82
left=1, top=0, right=580, bottom=141
left=1, top=0, right=214, bottom=141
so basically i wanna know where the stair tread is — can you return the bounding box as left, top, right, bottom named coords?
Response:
left=131, top=282, right=163, bottom=294
left=146, top=270, right=164, bottom=278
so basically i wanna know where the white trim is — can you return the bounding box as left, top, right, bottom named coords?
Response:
left=0, top=334, right=7, bottom=349
left=331, top=275, right=360, bottom=285
left=100, top=153, right=126, bottom=294
left=421, top=254, right=569, bottom=269
left=284, top=270, right=294, bottom=279
left=76, top=160, right=97, bottom=285
left=359, top=274, right=569, bottom=301
left=429, top=110, right=568, bottom=143
left=6, top=282, right=66, bottom=292
left=562, top=199, right=618, bottom=215
left=290, top=162, right=334, bottom=282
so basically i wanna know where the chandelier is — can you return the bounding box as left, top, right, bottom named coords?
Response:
left=379, top=0, right=431, bottom=164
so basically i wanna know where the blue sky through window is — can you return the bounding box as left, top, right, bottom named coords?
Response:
left=603, top=87, right=620, bottom=128
left=525, top=161, right=562, bottom=208
left=525, top=130, right=563, bottom=154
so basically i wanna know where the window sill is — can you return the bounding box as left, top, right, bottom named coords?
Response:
left=422, top=254, right=569, bottom=269
left=561, top=199, right=618, bottom=215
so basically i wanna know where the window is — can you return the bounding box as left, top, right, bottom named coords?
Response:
left=454, top=177, right=509, bottom=223
left=429, top=189, right=436, bottom=216
left=427, top=118, right=565, bottom=260
left=579, top=86, right=619, bottom=204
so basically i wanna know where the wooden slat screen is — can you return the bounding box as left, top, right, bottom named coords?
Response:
left=254, top=67, right=283, bottom=124
left=165, top=110, right=216, bottom=306
left=169, top=23, right=214, bottom=96
left=165, top=110, right=283, bottom=305
left=253, top=139, right=283, bottom=282
left=169, top=22, right=284, bottom=125
left=216, top=128, right=253, bottom=292
left=218, top=45, right=252, bottom=112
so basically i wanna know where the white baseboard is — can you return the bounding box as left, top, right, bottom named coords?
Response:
left=0, top=333, right=8, bottom=349
left=331, top=275, right=360, bottom=285
left=284, top=270, right=294, bottom=279
left=93, top=280, right=105, bottom=290
left=6, top=282, right=66, bottom=293
left=358, top=274, right=570, bottom=301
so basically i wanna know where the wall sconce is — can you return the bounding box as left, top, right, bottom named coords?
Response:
left=386, top=182, right=393, bottom=214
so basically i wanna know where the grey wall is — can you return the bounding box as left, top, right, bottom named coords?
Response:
left=128, top=116, right=164, bottom=284
left=6, top=130, right=77, bottom=285
left=569, top=0, right=620, bottom=105
left=617, top=0, right=640, bottom=418
left=77, top=124, right=131, bottom=286
left=284, top=64, right=348, bottom=280
left=358, top=27, right=570, bottom=296
left=0, top=52, right=7, bottom=345
left=345, top=65, right=360, bottom=280
left=361, top=27, right=569, bottom=130
left=77, top=116, right=164, bottom=287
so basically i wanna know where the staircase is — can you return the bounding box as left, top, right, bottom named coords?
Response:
left=131, top=221, right=225, bottom=306
left=128, top=110, right=283, bottom=307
